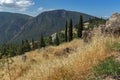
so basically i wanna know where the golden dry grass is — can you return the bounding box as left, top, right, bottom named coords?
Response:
left=0, top=29, right=120, bottom=80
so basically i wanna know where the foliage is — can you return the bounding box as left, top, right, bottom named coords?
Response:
left=54, top=34, right=60, bottom=45
left=65, top=21, right=68, bottom=42
left=88, top=17, right=106, bottom=29
left=111, top=42, right=120, bottom=51
left=31, top=38, right=35, bottom=50
left=68, top=19, right=73, bottom=41
left=24, top=39, right=31, bottom=52
left=0, top=39, right=31, bottom=58
left=39, top=35, right=46, bottom=48
left=94, top=57, right=120, bottom=76
left=0, top=48, right=14, bottom=80
left=0, top=44, right=19, bottom=57
left=77, top=15, right=83, bottom=38
left=106, top=41, right=120, bottom=51
left=58, top=32, right=65, bottom=43
left=48, top=36, right=53, bottom=45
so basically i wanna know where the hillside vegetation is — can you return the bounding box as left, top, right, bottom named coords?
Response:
left=0, top=28, right=119, bottom=80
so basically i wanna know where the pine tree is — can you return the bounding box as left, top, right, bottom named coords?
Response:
left=68, top=19, right=73, bottom=41
left=18, top=44, right=24, bottom=55
left=48, top=36, right=53, bottom=45
left=31, top=38, right=38, bottom=50
left=65, top=21, right=68, bottom=42
left=54, top=34, right=60, bottom=45
left=21, top=40, right=25, bottom=53
left=77, top=15, right=83, bottom=38
left=32, top=38, right=35, bottom=50
left=2, top=44, right=7, bottom=56
left=8, top=44, right=17, bottom=57
left=24, top=39, right=31, bottom=52
left=17, top=40, right=24, bottom=55
left=40, top=35, right=46, bottom=48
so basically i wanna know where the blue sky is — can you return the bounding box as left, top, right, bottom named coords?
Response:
left=0, top=0, right=120, bottom=17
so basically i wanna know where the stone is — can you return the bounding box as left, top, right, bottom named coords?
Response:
left=51, top=33, right=57, bottom=42
left=105, top=13, right=120, bottom=36
left=22, top=54, right=27, bottom=62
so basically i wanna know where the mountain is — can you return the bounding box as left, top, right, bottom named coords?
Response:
left=0, top=12, right=33, bottom=43
left=0, top=10, right=95, bottom=43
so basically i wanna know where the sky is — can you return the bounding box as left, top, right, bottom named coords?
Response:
left=0, top=0, right=120, bottom=17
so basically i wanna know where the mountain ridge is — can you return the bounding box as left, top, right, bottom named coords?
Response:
left=0, top=9, right=95, bottom=43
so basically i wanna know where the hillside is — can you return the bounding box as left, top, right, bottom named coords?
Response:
left=0, top=28, right=119, bottom=80
left=0, top=12, right=120, bottom=80
left=0, top=12, right=32, bottom=43
left=0, top=10, right=95, bottom=43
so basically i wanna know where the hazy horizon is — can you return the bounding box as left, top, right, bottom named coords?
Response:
left=0, top=0, right=120, bottom=17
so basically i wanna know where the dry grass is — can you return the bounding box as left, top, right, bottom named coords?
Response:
left=0, top=29, right=120, bottom=80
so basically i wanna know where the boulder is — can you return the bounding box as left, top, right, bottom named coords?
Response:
left=105, top=13, right=120, bottom=36
left=51, top=33, right=57, bottom=42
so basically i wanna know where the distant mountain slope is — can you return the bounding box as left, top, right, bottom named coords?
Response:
left=13, top=10, right=95, bottom=42
left=0, top=12, right=33, bottom=43
left=0, top=10, right=95, bottom=43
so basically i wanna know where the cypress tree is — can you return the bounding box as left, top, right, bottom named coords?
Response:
left=17, top=40, right=25, bottom=55
left=54, top=34, right=60, bottom=46
left=68, top=19, right=73, bottom=41
left=31, top=38, right=38, bottom=50
left=22, top=40, right=24, bottom=46
left=65, top=21, right=68, bottom=42
left=32, top=38, right=35, bottom=50
left=22, top=40, right=25, bottom=53
left=24, top=39, right=31, bottom=52
left=40, top=35, right=46, bottom=48
left=2, top=44, right=7, bottom=56
left=48, top=36, right=53, bottom=45
left=8, top=44, right=17, bottom=57
left=77, top=15, right=83, bottom=38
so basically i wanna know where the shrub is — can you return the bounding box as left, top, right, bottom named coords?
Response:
left=94, top=57, right=120, bottom=76
left=111, top=42, right=120, bottom=51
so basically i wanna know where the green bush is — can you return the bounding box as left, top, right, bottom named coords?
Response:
left=106, top=41, right=120, bottom=51
left=94, top=57, right=120, bottom=76
left=111, top=42, right=120, bottom=51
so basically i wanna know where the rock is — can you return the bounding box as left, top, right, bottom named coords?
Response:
left=54, top=48, right=74, bottom=57
left=63, top=47, right=74, bottom=53
left=105, top=13, right=120, bottom=36
left=51, top=33, right=57, bottom=42
left=22, top=54, right=27, bottom=62
left=30, top=59, right=37, bottom=63
left=103, top=75, right=120, bottom=80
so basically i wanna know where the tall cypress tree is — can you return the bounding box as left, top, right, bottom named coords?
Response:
left=32, top=38, right=35, bottom=50
left=54, top=34, right=60, bottom=46
left=18, top=40, right=25, bottom=55
left=1, top=44, right=7, bottom=56
left=65, top=21, right=68, bottom=42
left=68, top=19, right=73, bottom=41
left=24, top=39, right=31, bottom=52
left=40, top=35, right=46, bottom=48
left=48, top=36, right=53, bottom=45
left=77, top=15, right=83, bottom=38
left=22, top=40, right=24, bottom=45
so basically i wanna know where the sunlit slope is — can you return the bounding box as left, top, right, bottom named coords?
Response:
left=0, top=29, right=119, bottom=80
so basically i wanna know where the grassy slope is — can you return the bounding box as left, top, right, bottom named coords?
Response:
left=0, top=29, right=120, bottom=80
